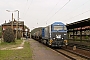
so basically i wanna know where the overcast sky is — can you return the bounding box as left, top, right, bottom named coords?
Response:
left=0, top=0, right=90, bottom=31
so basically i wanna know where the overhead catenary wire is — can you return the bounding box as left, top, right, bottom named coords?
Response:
left=60, top=0, right=90, bottom=21
left=22, top=0, right=29, bottom=18
left=46, top=0, right=71, bottom=23
left=23, top=0, right=33, bottom=19
left=44, top=0, right=61, bottom=22
left=64, top=9, right=90, bottom=21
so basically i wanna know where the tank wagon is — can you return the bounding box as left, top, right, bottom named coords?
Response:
left=31, top=22, right=68, bottom=47
left=31, top=27, right=42, bottom=40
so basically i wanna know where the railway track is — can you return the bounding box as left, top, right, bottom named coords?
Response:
left=54, top=49, right=76, bottom=60
left=68, top=43, right=90, bottom=51
left=63, top=47, right=90, bottom=60
left=52, top=48, right=89, bottom=60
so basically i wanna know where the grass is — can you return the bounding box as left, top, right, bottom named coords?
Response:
left=0, top=39, right=23, bottom=49
left=0, top=40, right=32, bottom=60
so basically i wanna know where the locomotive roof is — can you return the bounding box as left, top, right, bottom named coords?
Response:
left=52, top=22, right=65, bottom=25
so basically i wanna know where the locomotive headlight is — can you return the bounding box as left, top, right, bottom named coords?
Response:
left=64, top=34, right=67, bottom=35
left=53, top=38, right=55, bottom=40
left=62, top=38, right=63, bottom=39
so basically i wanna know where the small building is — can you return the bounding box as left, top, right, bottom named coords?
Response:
left=2, top=20, right=24, bottom=37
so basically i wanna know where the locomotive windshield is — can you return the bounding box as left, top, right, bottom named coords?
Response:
left=64, top=26, right=67, bottom=30
left=53, top=25, right=63, bottom=30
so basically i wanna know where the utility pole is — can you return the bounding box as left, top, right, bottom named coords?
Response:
left=6, top=10, right=17, bottom=29
left=6, top=10, right=19, bottom=40
left=16, top=10, right=19, bottom=40
left=12, top=13, right=13, bottom=29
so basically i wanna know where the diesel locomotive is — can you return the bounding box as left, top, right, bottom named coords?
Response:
left=31, top=22, right=68, bottom=47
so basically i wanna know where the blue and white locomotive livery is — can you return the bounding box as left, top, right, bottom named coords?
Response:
left=31, top=22, right=67, bottom=47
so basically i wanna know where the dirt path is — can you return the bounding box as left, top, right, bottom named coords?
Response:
left=0, top=40, right=25, bottom=50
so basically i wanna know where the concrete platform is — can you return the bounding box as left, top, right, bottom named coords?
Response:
left=29, top=39, right=70, bottom=60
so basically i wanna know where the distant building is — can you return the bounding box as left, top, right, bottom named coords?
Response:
left=24, top=25, right=30, bottom=38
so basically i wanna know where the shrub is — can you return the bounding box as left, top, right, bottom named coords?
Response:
left=3, top=27, right=15, bottom=43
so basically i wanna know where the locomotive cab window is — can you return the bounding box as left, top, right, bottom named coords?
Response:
left=53, top=25, right=63, bottom=30
left=64, top=26, right=67, bottom=30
